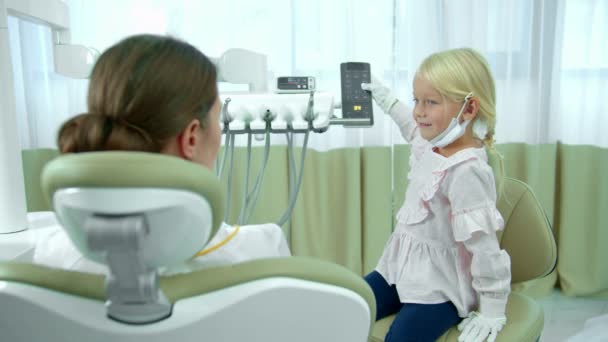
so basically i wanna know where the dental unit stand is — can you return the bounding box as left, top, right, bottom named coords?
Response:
left=0, top=0, right=27, bottom=234
left=2, top=5, right=372, bottom=236
left=215, top=56, right=373, bottom=240
left=0, top=0, right=96, bottom=234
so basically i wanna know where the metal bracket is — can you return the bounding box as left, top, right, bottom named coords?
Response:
left=85, top=214, right=172, bottom=324
left=329, top=116, right=373, bottom=126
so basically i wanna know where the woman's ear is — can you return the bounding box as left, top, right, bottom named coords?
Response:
left=463, top=97, right=480, bottom=120
left=177, top=119, right=202, bottom=160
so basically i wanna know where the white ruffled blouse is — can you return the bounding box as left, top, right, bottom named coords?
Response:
left=375, top=102, right=511, bottom=318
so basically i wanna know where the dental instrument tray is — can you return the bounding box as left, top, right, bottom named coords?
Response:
left=219, top=92, right=333, bottom=134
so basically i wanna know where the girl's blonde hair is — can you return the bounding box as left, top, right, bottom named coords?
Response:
left=416, top=48, right=505, bottom=197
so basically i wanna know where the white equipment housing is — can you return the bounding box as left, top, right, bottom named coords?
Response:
left=0, top=0, right=98, bottom=234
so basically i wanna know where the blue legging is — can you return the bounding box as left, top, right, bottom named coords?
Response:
left=365, top=271, right=461, bottom=342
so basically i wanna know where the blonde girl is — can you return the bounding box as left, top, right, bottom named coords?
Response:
left=361, top=48, right=510, bottom=342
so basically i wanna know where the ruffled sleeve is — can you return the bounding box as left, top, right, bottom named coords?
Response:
left=444, top=159, right=504, bottom=242
left=451, top=204, right=504, bottom=242
left=445, top=158, right=511, bottom=317
left=463, top=232, right=511, bottom=317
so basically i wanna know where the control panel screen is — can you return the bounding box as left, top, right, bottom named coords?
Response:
left=277, top=76, right=314, bottom=90
left=340, top=62, right=373, bottom=126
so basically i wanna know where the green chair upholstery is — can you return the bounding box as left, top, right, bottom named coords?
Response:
left=1, top=151, right=376, bottom=341
left=0, top=257, right=376, bottom=341
left=370, top=177, right=557, bottom=342
left=21, top=148, right=59, bottom=212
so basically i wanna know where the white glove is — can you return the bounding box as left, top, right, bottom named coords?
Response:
left=360, top=76, right=398, bottom=114
left=457, top=312, right=506, bottom=342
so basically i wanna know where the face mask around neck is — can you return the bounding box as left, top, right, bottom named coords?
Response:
left=430, top=92, right=474, bottom=148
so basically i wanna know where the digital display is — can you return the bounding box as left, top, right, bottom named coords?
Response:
left=346, top=63, right=367, bottom=70
left=340, top=62, right=373, bottom=126
left=277, top=77, right=314, bottom=91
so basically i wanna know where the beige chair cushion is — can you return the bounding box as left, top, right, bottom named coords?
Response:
left=370, top=292, right=543, bottom=342
left=370, top=177, right=556, bottom=341
left=497, top=178, right=557, bottom=283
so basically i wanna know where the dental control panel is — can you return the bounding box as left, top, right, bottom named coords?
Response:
left=219, top=64, right=376, bottom=134
left=275, top=76, right=316, bottom=94
left=340, top=62, right=373, bottom=126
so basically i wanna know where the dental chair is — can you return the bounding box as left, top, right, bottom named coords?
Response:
left=370, top=177, right=558, bottom=342
left=0, top=151, right=375, bottom=342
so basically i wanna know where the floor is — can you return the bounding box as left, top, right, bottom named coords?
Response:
left=539, top=289, right=608, bottom=342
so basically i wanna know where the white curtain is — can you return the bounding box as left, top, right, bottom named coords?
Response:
left=8, top=15, right=86, bottom=149
left=7, top=0, right=608, bottom=150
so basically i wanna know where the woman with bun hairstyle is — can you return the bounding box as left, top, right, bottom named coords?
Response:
left=34, top=34, right=290, bottom=274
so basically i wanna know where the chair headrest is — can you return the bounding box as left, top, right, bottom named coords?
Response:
left=41, top=151, right=225, bottom=266
left=497, top=177, right=557, bottom=283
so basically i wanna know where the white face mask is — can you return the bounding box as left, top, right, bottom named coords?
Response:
left=430, top=92, right=474, bottom=148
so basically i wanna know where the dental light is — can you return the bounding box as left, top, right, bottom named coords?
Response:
left=0, top=0, right=98, bottom=234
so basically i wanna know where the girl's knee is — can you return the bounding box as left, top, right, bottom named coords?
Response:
left=385, top=302, right=461, bottom=342
left=364, top=271, right=403, bottom=320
